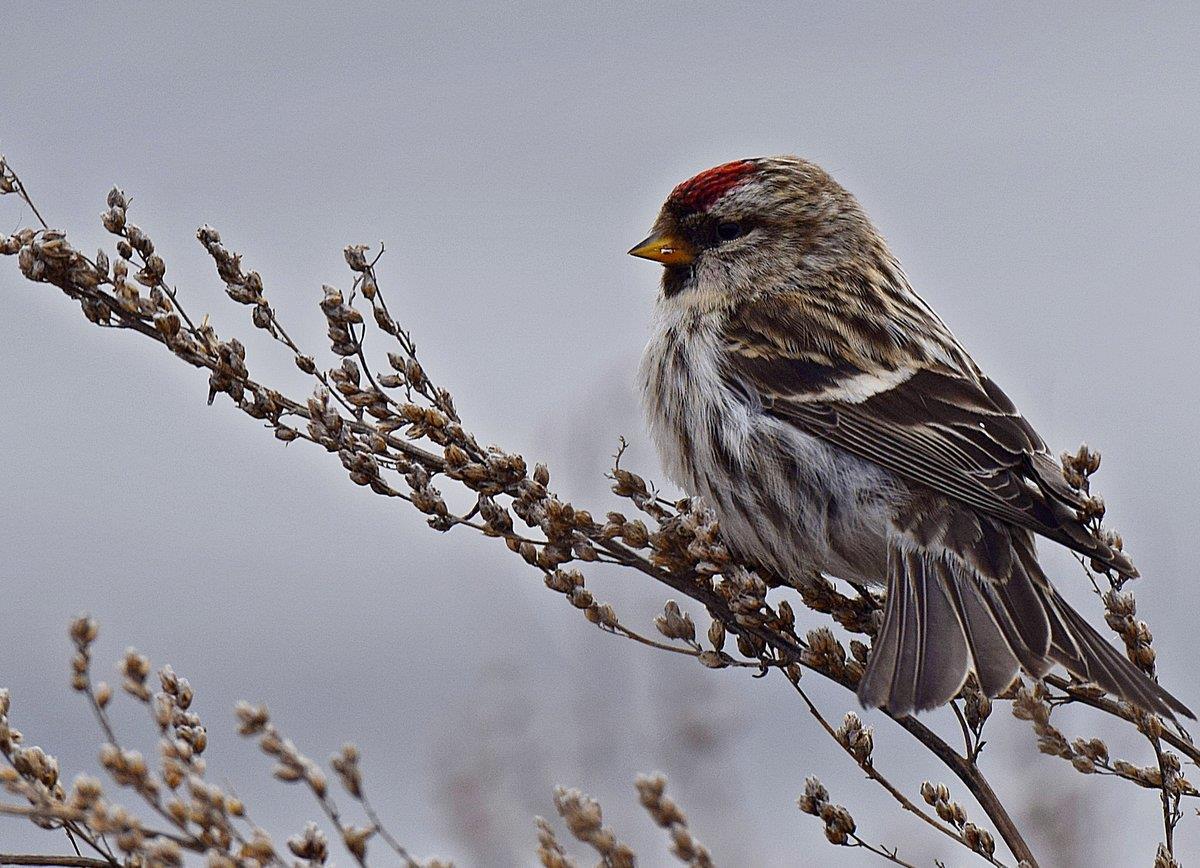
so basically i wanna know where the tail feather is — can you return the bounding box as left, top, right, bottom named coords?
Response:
left=989, top=565, right=1052, bottom=668
left=909, top=551, right=974, bottom=710
left=857, top=565, right=904, bottom=707
left=972, top=569, right=1052, bottom=679
left=886, top=555, right=922, bottom=715
left=1046, top=595, right=1193, bottom=721
left=940, top=569, right=1020, bottom=696
left=859, top=547, right=972, bottom=713
left=858, top=534, right=1193, bottom=720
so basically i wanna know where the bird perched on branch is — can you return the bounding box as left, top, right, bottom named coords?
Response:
left=631, top=156, right=1191, bottom=719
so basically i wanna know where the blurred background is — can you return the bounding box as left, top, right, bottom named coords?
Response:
left=2, top=3, right=1199, bottom=864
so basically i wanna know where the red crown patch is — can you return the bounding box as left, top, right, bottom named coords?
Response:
left=667, top=160, right=757, bottom=212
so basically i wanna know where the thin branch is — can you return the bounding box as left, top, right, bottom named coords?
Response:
left=591, top=535, right=1036, bottom=864
left=15, top=160, right=1200, bottom=868
left=1043, top=674, right=1197, bottom=763
left=951, top=700, right=975, bottom=760
left=785, top=678, right=987, bottom=862
left=9, top=210, right=1043, bottom=867
left=1149, top=734, right=1180, bottom=857
left=360, top=791, right=420, bottom=867
left=0, top=856, right=112, bottom=868
left=847, top=836, right=919, bottom=868
left=1, top=160, right=50, bottom=230
left=890, top=714, right=1030, bottom=866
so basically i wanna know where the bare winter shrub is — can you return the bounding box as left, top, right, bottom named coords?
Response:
left=1, top=154, right=1196, bottom=866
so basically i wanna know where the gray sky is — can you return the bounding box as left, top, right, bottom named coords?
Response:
left=2, top=3, right=1199, bottom=864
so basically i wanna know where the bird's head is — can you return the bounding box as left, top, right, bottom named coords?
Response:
left=630, top=156, right=887, bottom=306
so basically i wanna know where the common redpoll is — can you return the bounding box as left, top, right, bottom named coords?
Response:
left=632, top=156, right=1190, bottom=719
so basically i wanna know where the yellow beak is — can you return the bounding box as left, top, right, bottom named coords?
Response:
left=628, top=232, right=696, bottom=267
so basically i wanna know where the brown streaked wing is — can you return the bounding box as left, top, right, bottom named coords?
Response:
left=722, top=342, right=1136, bottom=576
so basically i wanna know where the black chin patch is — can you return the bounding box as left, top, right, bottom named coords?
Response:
left=661, top=265, right=693, bottom=298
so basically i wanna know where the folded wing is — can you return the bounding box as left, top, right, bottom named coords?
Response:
left=722, top=318, right=1136, bottom=576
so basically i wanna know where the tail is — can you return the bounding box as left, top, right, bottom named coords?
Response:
left=857, top=531, right=1193, bottom=720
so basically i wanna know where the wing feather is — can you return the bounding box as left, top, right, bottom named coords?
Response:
left=721, top=326, right=1135, bottom=575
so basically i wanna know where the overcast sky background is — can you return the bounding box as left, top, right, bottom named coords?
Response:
left=2, top=3, right=1200, bottom=865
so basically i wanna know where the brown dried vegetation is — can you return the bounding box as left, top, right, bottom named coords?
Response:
left=0, top=155, right=1196, bottom=866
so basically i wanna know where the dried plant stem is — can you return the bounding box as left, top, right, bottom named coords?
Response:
left=0, top=856, right=112, bottom=868
left=7, top=159, right=1197, bottom=868
left=892, top=716, right=1027, bottom=865
left=1149, top=735, right=1180, bottom=856
left=0, top=159, right=49, bottom=230
left=1043, top=674, right=1196, bottom=762
left=950, top=701, right=979, bottom=761
left=359, top=791, right=419, bottom=867
left=786, top=680, right=967, bottom=855
left=0, top=806, right=117, bottom=866
left=4, top=220, right=1041, bottom=867
left=597, top=537, right=1036, bottom=864
left=74, top=652, right=213, bottom=856
left=845, top=836, right=919, bottom=868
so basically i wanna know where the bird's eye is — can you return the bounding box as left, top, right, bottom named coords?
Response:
left=715, top=221, right=743, bottom=241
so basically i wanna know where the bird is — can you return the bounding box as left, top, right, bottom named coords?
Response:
left=630, top=155, right=1191, bottom=719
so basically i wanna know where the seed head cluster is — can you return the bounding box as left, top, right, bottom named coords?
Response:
left=2, top=156, right=1197, bottom=867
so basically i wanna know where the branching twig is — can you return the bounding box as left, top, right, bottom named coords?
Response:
left=785, top=679, right=974, bottom=857
left=0, top=856, right=111, bottom=868
left=4, top=158, right=1197, bottom=868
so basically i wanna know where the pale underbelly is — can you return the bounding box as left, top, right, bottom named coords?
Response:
left=639, top=315, right=898, bottom=586
left=662, top=408, right=895, bottom=587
